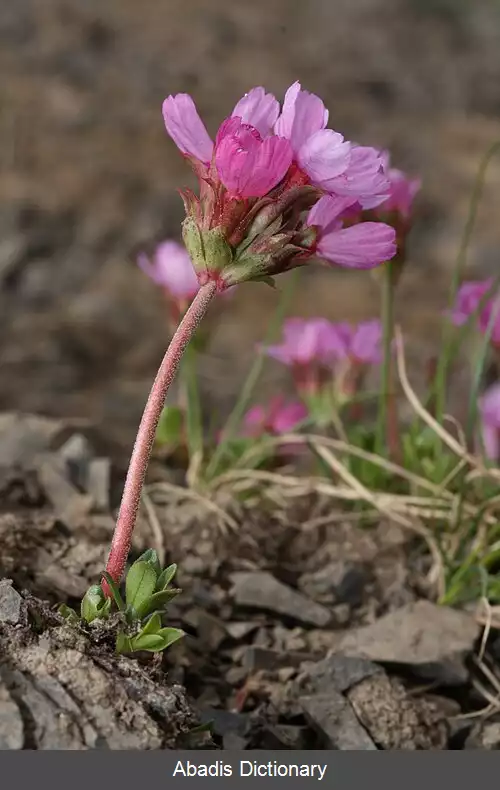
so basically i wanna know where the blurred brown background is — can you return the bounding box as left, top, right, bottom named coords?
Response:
left=1, top=0, right=500, bottom=456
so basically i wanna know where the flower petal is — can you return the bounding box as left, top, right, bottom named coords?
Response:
left=317, top=222, right=396, bottom=269
left=275, top=81, right=329, bottom=151
left=232, top=87, right=280, bottom=137
left=323, top=146, right=390, bottom=207
left=297, top=129, right=351, bottom=187
left=307, top=194, right=358, bottom=235
left=162, top=94, right=214, bottom=163
left=350, top=320, right=383, bottom=363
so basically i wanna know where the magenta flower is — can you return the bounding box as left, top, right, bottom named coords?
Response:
left=274, top=83, right=389, bottom=207
left=138, top=240, right=199, bottom=300
left=377, top=151, right=421, bottom=219
left=214, top=117, right=292, bottom=199
left=479, top=382, right=500, bottom=462
left=344, top=320, right=383, bottom=363
left=307, top=195, right=396, bottom=269
left=450, top=279, right=500, bottom=345
left=243, top=397, right=308, bottom=438
left=265, top=318, right=348, bottom=366
left=162, top=83, right=397, bottom=289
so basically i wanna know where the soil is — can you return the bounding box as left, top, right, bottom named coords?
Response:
left=1, top=413, right=500, bottom=750
left=2, top=0, right=500, bottom=750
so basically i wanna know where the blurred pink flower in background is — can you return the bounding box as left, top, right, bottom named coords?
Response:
left=376, top=151, right=421, bottom=220
left=243, top=396, right=308, bottom=438
left=264, top=318, right=348, bottom=367
left=138, top=240, right=199, bottom=302
left=450, top=279, right=500, bottom=345
left=479, top=382, right=500, bottom=462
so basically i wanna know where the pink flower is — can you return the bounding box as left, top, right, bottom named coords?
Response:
left=307, top=195, right=396, bottom=269
left=138, top=240, right=199, bottom=300
left=450, top=279, right=500, bottom=345
left=274, top=83, right=389, bottom=207
left=265, top=318, right=348, bottom=366
left=162, top=83, right=397, bottom=289
left=214, top=117, right=292, bottom=199
left=479, top=382, right=500, bottom=462
left=243, top=397, right=308, bottom=437
left=377, top=151, right=421, bottom=219
left=344, top=320, right=383, bottom=364
left=163, top=89, right=291, bottom=198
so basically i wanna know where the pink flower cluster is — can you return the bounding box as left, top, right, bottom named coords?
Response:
left=450, top=279, right=500, bottom=346
left=163, top=83, right=397, bottom=286
left=243, top=396, right=307, bottom=438
left=479, top=382, right=500, bottom=461
left=138, top=240, right=199, bottom=302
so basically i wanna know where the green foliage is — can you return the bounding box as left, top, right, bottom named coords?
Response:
left=59, top=550, right=184, bottom=655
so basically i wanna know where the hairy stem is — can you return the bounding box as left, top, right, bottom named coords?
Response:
left=103, top=282, right=217, bottom=592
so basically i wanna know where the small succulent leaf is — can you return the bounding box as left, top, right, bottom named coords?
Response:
left=125, top=561, right=157, bottom=613
left=156, top=563, right=177, bottom=591
left=115, top=631, right=133, bottom=654
left=136, top=549, right=161, bottom=576
left=101, top=572, right=126, bottom=612
left=58, top=604, right=80, bottom=624
left=81, top=584, right=110, bottom=623
left=135, top=588, right=182, bottom=620
left=140, top=612, right=162, bottom=636
left=130, top=634, right=166, bottom=652
left=157, top=627, right=185, bottom=649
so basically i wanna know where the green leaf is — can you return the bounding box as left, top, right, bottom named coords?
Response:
left=135, top=588, right=182, bottom=620
left=155, top=405, right=184, bottom=448
left=116, top=631, right=133, bottom=654
left=140, top=612, right=162, bottom=636
left=136, top=549, right=161, bottom=576
left=129, top=633, right=166, bottom=652
left=81, top=584, right=112, bottom=623
left=58, top=604, right=79, bottom=625
left=101, top=572, right=126, bottom=612
left=156, top=563, right=177, bottom=591
left=125, top=561, right=157, bottom=614
left=157, top=627, right=185, bottom=649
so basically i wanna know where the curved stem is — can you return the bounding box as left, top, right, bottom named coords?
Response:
left=103, top=282, right=217, bottom=592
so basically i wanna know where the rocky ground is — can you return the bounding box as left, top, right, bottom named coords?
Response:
left=2, top=0, right=500, bottom=750
left=2, top=412, right=500, bottom=750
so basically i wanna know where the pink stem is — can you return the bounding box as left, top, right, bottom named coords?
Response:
left=103, top=281, right=217, bottom=593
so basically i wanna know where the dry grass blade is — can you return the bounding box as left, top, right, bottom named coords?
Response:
left=146, top=479, right=238, bottom=533
left=141, top=490, right=165, bottom=566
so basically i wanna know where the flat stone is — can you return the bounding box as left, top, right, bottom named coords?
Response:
left=36, top=455, right=92, bottom=528
left=0, top=679, right=24, bottom=749
left=0, top=579, right=22, bottom=624
left=347, top=673, right=449, bottom=750
left=87, top=458, right=111, bottom=511
left=337, top=600, right=479, bottom=684
left=231, top=571, right=331, bottom=627
left=58, top=433, right=93, bottom=490
left=0, top=412, right=63, bottom=468
left=302, top=653, right=383, bottom=694
left=226, top=621, right=260, bottom=641
left=465, top=721, right=500, bottom=750
left=300, top=561, right=367, bottom=605
left=300, top=691, right=377, bottom=750
left=243, top=646, right=316, bottom=673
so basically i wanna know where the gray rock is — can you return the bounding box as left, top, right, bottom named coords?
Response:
left=35, top=454, right=92, bottom=529
left=337, top=600, right=479, bottom=684
left=300, top=561, right=367, bottom=606
left=86, top=458, right=110, bottom=511
left=0, top=412, right=63, bottom=468
left=347, top=673, right=449, bottom=750
left=0, top=579, right=22, bottom=624
left=58, top=433, right=93, bottom=490
left=243, top=646, right=316, bottom=673
left=231, top=571, right=331, bottom=627
left=465, top=721, right=500, bottom=750
left=301, top=653, right=383, bottom=694
left=300, top=690, right=377, bottom=750
left=0, top=678, right=24, bottom=749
